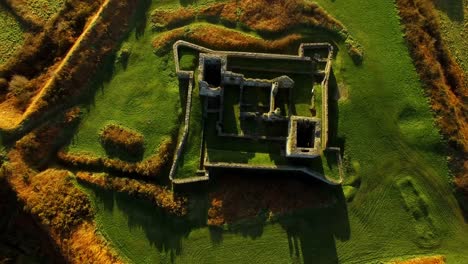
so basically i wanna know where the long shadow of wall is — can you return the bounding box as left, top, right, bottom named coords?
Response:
left=84, top=183, right=195, bottom=263
left=434, top=0, right=464, bottom=21
left=79, top=0, right=152, bottom=109
left=327, top=69, right=345, bottom=153
left=278, top=186, right=350, bottom=264
left=135, top=0, right=152, bottom=39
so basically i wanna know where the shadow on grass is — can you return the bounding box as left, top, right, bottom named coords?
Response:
left=135, top=0, right=152, bottom=39
left=180, top=0, right=197, bottom=7
left=204, top=173, right=350, bottom=263
left=279, top=186, right=350, bottom=264
left=101, top=142, right=144, bottom=163
left=327, top=69, right=346, bottom=155
left=78, top=0, right=152, bottom=110
left=454, top=188, right=468, bottom=222
left=85, top=183, right=195, bottom=263
left=222, top=85, right=241, bottom=135
left=434, top=0, right=464, bottom=21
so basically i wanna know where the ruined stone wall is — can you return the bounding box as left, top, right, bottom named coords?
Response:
left=170, top=40, right=335, bottom=184
left=168, top=73, right=194, bottom=181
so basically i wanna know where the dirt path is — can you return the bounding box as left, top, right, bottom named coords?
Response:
left=18, top=0, right=111, bottom=125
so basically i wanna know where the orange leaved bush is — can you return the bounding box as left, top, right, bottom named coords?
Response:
left=22, top=169, right=93, bottom=234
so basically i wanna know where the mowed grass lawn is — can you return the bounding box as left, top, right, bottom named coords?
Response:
left=81, top=0, right=468, bottom=263
left=0, top=6, right=25, bottom=65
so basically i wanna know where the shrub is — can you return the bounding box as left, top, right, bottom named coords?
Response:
left=198, top=3, right=225, bottom=20
left=389, top=255, right=446, bottom=264
left=99, top=124, right=145, bottom=159
left=8, top=75, right=29, bottom=96
left=15, top=133, right=41, bottom=164
left=116, top=43, right=132, bottom=67
left=8, top=75, right=33, bottom=108
left=207, top=198, right=224, bottom=226
left=345, top=38, right=364, bottom=65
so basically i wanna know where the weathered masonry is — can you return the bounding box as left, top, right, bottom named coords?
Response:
left=169, top=40, right=342, bottom=185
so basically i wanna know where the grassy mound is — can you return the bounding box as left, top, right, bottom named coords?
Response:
left=396, top=177, right=440, bottom=248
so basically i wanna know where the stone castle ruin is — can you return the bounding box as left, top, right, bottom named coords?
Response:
left=170, top=40, right=342, bottom=185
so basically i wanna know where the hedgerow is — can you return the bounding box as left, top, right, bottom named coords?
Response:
left=76, top=171, right=188, bottom=216
left=59, top=137, right=174, bottom=177
left=153, top=24, right=303, bottom=54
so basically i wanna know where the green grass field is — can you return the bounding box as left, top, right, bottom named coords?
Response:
left=22, top=0, right=65, bottom=22
left=0, top=6, right=25, bottom=66
left=77, top=0, right=468, bottom=263
left=434, top=0, right=467, bottom=72
left=67, top=11, right=182, bottom=160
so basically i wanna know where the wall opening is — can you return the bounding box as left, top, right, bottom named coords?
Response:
left=296, top=120, right=315, bottom=148
left=204, top=59, right=222, bottom=87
